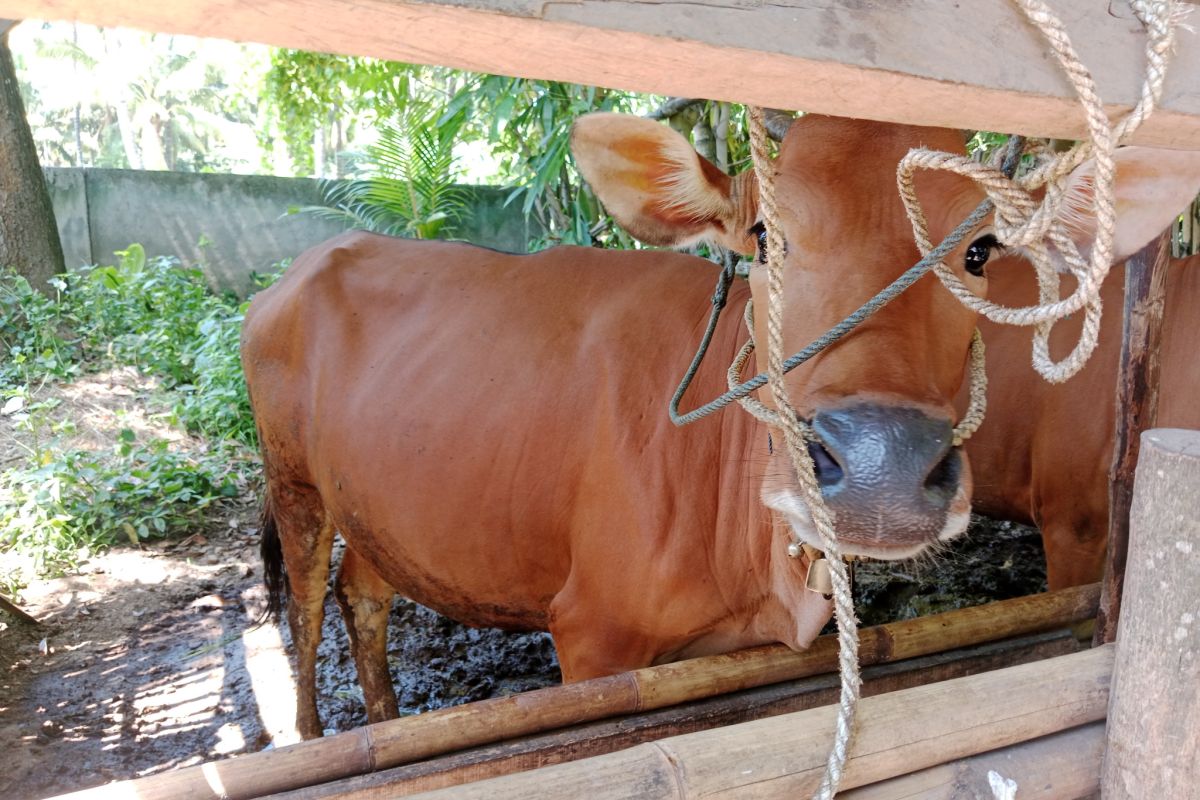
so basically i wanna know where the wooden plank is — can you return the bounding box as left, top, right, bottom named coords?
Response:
left=1095, top=229, right=1172, bottom=644
left=1, top=1, right=1199, bottom=146
left=49, top=584, right=1099, bottom=800
left=399, top=645, right=1115, bottom=799
left=0, top=592, right=40, bottom=625
left=840, top=722, right=1104, bottom=799
left=265, top=632, right=1083, bottom=800
left=1101, top=429, right=1200, bottom=798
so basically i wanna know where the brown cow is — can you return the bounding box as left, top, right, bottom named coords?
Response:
left=243, top=113, right=1195, bottom=738
left=967, top=251, right=1200, bottom=589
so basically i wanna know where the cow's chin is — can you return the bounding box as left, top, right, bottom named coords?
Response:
left=761, top=487, right=973, bottom=561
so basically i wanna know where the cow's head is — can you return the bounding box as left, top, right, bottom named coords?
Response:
left=573, top=112, right=1200, bottom=561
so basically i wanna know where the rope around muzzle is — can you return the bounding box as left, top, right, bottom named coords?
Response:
left=733, top=3, right=1183, bottom=796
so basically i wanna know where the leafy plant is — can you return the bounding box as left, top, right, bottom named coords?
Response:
left=1, top=433, right=244, bottom=575
left=0, top=244, right=280, bottom=578
left=171, top=305, right=256, bottom=444
left=301, top=114, right=470, bottom=240
left=0, top=270, right=78, bottom=389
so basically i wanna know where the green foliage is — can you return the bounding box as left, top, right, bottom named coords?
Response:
left=70, top=245, right=220, bottom=387
left=170, top=306, right=257, bottom=445
left=966, top=131, right=1014, bottom=163
left=444, top=76, right=653, bottom=247
left=1, top=434, right=243, bottom=575
left=262, top=52, right=659, bottom=248
left=263, top=49, right=417, bottom=176
left=0, top=272, right=79, bottom=387
left=0, top=246, right=278, bottom=576
left=301, top=114, right=470, bottom=239
left=15, top=24, right=268, bottom=172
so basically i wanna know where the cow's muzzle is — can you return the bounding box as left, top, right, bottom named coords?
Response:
left=806, top=403, right=966, bottom=554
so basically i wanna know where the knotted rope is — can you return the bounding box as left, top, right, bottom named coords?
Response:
left=900, top=0, right=1182, bottom=383
left=737, top=3, right=1183, bottom=796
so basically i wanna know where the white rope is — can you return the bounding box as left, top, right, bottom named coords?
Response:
left=749, top=105, right=860, bottom=800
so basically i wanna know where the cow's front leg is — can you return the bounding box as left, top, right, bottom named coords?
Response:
left=547, top=585, right=663, bottom=682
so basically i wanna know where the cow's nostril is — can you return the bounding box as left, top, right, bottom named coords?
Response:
left=923, top=447, right=961, bottom=504
left=806, top=440, right=844, bottom=489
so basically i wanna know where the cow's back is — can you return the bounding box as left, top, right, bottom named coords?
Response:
left=242, top=231, right=756, bottom=632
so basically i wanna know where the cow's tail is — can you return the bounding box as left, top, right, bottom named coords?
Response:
left=258, top=491, right=288, bottom=626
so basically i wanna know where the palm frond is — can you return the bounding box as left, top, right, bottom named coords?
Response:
left=303, top=115, right=468, bottom=240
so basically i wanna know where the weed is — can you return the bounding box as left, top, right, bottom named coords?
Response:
left=0, top=246, right=282, bottom=577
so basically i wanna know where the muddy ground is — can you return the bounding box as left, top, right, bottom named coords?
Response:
left=0, top=371, right=1048, bottom=799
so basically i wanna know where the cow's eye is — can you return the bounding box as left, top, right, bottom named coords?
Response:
left=964, top=234, right=999, bottom=277
left=750, top=222, right=768, bottom=263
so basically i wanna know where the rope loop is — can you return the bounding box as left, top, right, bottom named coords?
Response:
left=899, top=0, right=1183, bottom=383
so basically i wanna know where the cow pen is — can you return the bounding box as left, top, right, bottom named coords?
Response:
left=3, top=1, right=1197, bottom=797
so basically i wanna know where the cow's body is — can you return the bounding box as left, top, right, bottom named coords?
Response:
left=967, top=252, right=1200, bottom=588
left=246, top=112, right=1200, bottom=738
left=248, top=232, right=814, bottom=644
left=244, top=234, right=830, bottom=736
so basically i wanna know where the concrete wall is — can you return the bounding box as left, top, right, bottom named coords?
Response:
left=44, top=168, right=536, bottom=296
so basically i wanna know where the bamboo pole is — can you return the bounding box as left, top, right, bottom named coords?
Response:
left=840, top=722, right=1104, bottom=800
left=1095, top=230, right=1172, bottom=644
left=267, top=631, right=1082, bottom=800
left=401, top=645, right=1115, bottom=800
left=54, top=584, right=1099, bottom=800
left=1102, top=429, right=1200, bottom=797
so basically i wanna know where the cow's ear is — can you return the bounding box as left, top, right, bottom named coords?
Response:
left=1059, top=146, right=1200, bottom=262
left=572, top=113, right=747, bottom=249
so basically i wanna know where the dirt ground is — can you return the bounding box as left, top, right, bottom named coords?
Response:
left=0, top=371, right=1047, bottom=799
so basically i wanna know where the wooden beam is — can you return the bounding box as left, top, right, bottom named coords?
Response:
left=2, top=1, right=1199, bottom=147
left=1095, top=229, right=1171, bottom=644
left=840, top=722, right=1104, bottom=800
left=266, top=632, right=1082, bottom=800
left=0, top=592, right=40, bottom=625
left=49, top=584, right=1099, bottom=800
left=398, top=645, right=1115, bottom=800
left=1101, top=429, right=1200, bottom=798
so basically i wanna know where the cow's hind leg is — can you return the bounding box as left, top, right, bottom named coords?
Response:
left=261, top=485, right=335, bottom=739
left=334, top=546, right=399, bottom=723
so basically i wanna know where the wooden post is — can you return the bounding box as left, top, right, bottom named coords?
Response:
left=1101, top=429, right=1200, bottom=798
left=1095, top=229, right=1171, bottom=644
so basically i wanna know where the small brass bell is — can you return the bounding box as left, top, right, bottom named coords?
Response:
left=805, top=555, right=834, bottom=598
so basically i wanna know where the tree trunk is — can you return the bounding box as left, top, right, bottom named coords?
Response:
left=0, top=21, right=65, bottom=295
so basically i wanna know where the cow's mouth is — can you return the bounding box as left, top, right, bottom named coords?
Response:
left=761, top=463, right=973, bottom=561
